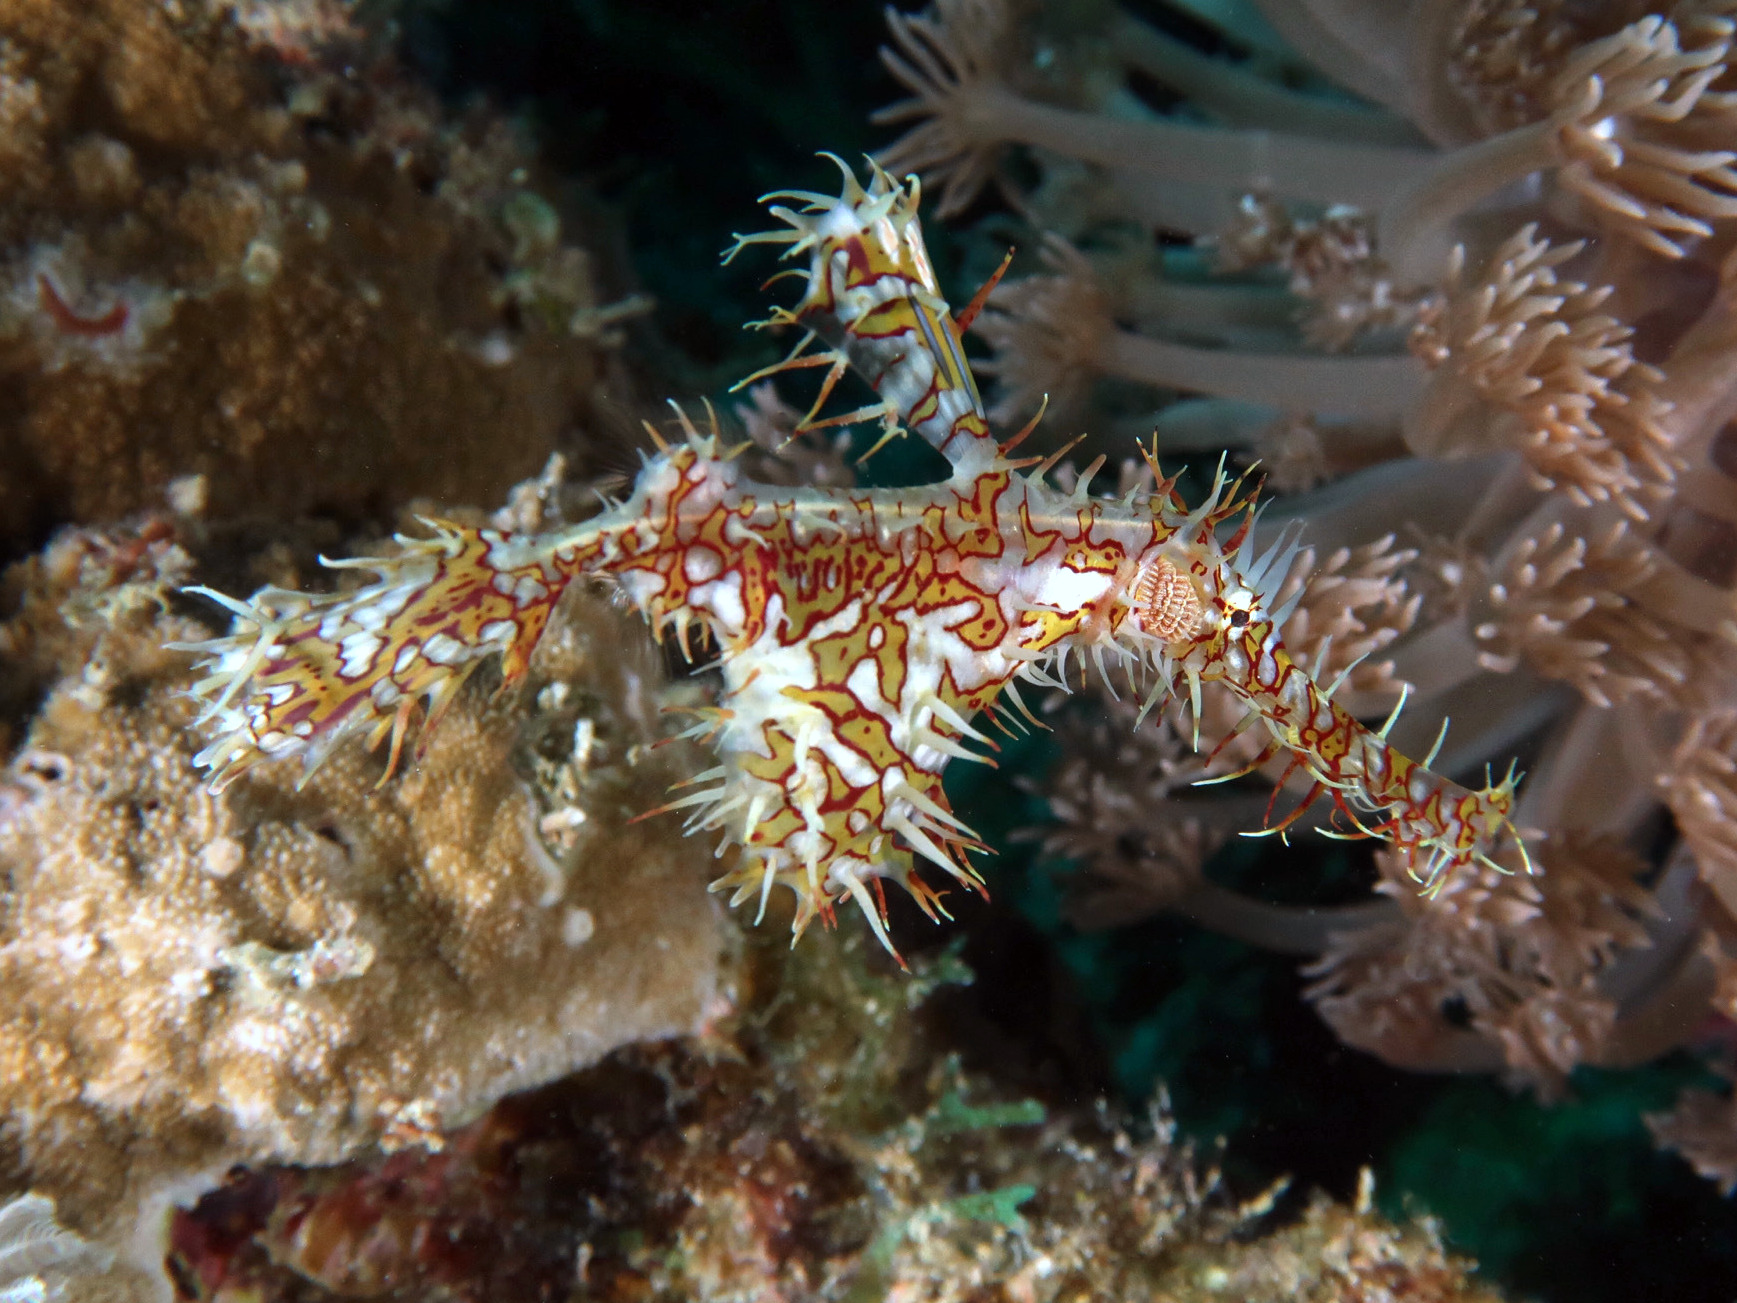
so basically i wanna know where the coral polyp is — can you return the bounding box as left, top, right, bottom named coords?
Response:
left=178, top=160, right=1527, bottom=955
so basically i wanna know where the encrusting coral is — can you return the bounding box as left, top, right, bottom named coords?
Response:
left=160, top=925, right=1513, bottom=1303
left=0, top=498, right=724, bottom=1296
left=0, top=0, right=629, bottom=553
left=0, top=3, right=718, bottom=1282
left=867, top=0, right=1737, bottom=1181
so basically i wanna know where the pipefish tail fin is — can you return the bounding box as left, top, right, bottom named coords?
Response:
left=180, top=523, right=580, bottom=788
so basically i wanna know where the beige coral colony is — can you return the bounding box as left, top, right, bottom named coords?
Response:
left=1, top=0, right=1736, bottom=1298
left=882, top=0, right=1737, bottom=1123
left=923, top=0, right=1737, bottom=1158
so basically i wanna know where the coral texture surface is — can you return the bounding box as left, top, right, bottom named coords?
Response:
left=0, top=514, right=722, bottom=1290
left=0, top=0, right=622, bottom=553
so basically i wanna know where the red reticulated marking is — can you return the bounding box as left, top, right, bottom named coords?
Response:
left=1254, top=645, right=1281, bottom=690
left=279, top=698, right=320, bottom=727
left=321, top=693, right=363, bottom=726
left=838, top=240, right=874, bottom=289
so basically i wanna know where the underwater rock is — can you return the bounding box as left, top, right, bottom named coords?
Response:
left=0, top=516, right=723, bottom=1295
left=0, top=0, right=625, bottom=553
left=165, top=925, right=1511, bottom=1302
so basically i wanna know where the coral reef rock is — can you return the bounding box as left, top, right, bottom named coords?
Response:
left=0, top=518, right=724, bottom=1295
left=166, top=925, right=1512, bottom=1302
left=0, top=0, right=627, bottom=553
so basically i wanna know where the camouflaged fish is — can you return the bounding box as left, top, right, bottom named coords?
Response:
left=180, top=158, right=1527, bottom=958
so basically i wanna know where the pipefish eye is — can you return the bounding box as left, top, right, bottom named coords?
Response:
left=1228, top=609, right=1250, bottom=630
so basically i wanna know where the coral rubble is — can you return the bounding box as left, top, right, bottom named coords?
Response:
left=165, top=925, right=1511, bottom=1302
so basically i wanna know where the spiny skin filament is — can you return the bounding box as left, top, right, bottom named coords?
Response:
left=179, top=158, right=1528, bottom=958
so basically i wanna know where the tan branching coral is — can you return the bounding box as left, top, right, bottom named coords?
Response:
left=875, top=0, right=1025, bottom=217
left=977, top=233, right=1422, bottom=426
left=1645, top=911, right=1737, bottom=1190
left=1214, top=195, right=1420, bottom=350
left=1464, top=518, right=1695, bottom=706
left=1647, top=1064, right=1737, bottom=1193
left=1382, top=10, right=1737, bottom=284
left=1548, top=14, right=1737, bottom=259
left=974, top=234, right=1113, bottom=423
left=1442, top=0, right=1625, bottom=138
left=877, top=0, right=1433, bottom=228
left=1664, top=710, right=1737, bottom=913
left=1042, top=686, right=1226, bottom=929
left=733, top=382, right=859, bottom=488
